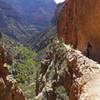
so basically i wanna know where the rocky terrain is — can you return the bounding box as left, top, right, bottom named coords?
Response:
left=1, top=0, right=100, bottom=100
left=0, top=32, right=39, bottom=100
left=35, top=39, right=100, bottom=100
left=35, top=0, right=100, bottom=100
left=0, top=0, right=57, bottom=100
left=0, top=46, right=25, bottom=100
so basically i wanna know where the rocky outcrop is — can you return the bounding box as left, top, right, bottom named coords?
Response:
left=57, top=0, right=100, bottom=62
left=0, top=46, right=25, bottom=100
left=35, top=39, right=100, bottom=100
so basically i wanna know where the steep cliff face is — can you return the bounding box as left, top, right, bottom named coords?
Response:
left=0, top=46, right=25, bottom=100
left=57, top=0, right=100, bottom=62
left=35, top=40, right=100, bottom=100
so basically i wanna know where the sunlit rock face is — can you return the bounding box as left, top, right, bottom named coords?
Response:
left=57, top=0, right=100, bottom=62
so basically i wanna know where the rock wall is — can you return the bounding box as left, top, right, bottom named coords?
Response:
left=57, top=0, right=100, bottom=62
left=0, top=46, right=25, bottom=100
left=35, top=40, right=100, bottom=100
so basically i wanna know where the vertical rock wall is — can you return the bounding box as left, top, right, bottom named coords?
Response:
left=57, top=0, right=100, bottom=62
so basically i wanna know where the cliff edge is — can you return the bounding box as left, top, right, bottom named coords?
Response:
left=35, top=39, right=100, bottom=100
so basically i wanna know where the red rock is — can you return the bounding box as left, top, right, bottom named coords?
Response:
left=0, top=46, right=5, bottom=67
left=0, top=46, right=25, bottom=100
left=57, top=0, right=100, bottom=62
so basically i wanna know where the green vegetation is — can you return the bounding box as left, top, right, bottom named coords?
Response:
left=15, top=45, right=38, bottom=83
left=7, top=44, right=39, bottom=99
left=56, top=86, right=68, bottom=100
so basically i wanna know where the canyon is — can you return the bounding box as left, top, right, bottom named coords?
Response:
left=35, top=0, right=100, bottom=100
left=1, top=0, right=100, bottom=100
left=0, top=0, right=56, bottom=41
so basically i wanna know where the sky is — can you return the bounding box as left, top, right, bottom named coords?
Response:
left=54, top=0, right=65, bottom=4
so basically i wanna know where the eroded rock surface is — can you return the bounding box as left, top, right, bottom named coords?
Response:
left=0, top=46, right=25, bottom=100
left=35, top=40, right=100, bottom=100
left=57, top=0, right=100, bottom=62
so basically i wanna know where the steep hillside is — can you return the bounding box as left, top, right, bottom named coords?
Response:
left=0, top=0, right=57, bottom=45
left=0, top=32, right=39, bottom=100
left=25, top=2, right=65, bottom=52
left=0, top=1, right=31, bottom=41
left=26, top=26, right=57, bottom=51
left=1, top=0, right=56, bottom=31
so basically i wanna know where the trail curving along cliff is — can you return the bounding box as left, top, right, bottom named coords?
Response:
left=35, top=40, right=100, bottom=100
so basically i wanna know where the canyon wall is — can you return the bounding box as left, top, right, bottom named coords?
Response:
left=57, top=0, right=100, bottom=62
